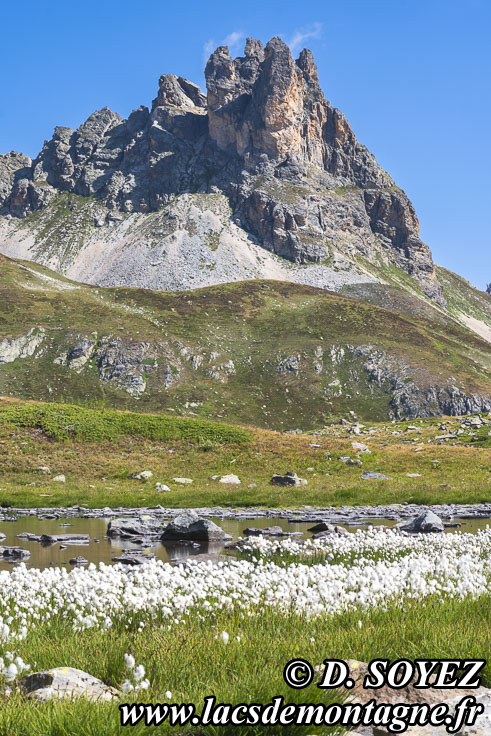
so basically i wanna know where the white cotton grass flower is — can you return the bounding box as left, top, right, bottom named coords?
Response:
left=5, top=663, right=18, bottom=682
left=0, top=651, right=31, bottom=683
left=0, top=527, right=490, bottom=654
left=121, top=656, right=149, bottom=693
left=165, top=690, right=172, bottom=699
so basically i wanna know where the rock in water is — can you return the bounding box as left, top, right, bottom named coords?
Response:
left=243, top=526, right=288, bottom=537
left=69, top=556, right=89, bottom=565
left=307, top=522, right=337, bottom=533
left=0, top=546, right=30, bottom=560
left=161, top=510, right=228, bottom=542
left=20, top=667, right=120, bottom=702
left=40, top=534, right=90, bottom=545
left=398, top=510, right=445, bottom=533
left=112, top=552, right=155, bottom=566
left=107, top=516, right=163, bottom=539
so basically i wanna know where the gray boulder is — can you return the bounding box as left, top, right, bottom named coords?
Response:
left=398, top=510, right=445, bottom=533
left=132, top=470, right=153, bottom=481
left=69, top=556, right=89, bottom=565
left=243, top=526, right=288, bottom=537
left=308, top=522, right=336, bottom=533
left=20, top=667, right=120, bottom=702
left=112, top=552, right=155, bottom=566
left=0, top=546, right=30, bottom=560
left=361, top=472, right=392, bottom=480
left=161, top=510, right=228, bottom=542
left=40, top=533, right=90, bottom=545
left=312, top=527, right=349, bottom=539
left=270, top=472, right=307, bottom=487
left=107, top=516, right=163, bottom=539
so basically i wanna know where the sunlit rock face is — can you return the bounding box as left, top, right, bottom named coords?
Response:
left=0, top=37, right=443, bottom=304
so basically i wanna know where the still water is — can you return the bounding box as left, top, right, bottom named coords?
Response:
left=1, top=515, right=490, bottom=572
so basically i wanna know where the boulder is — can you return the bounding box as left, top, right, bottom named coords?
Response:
left=69, top=556, right=89, bottom=565
left=351, top=442, right=370, bottom=453
left=107, top=516, right=163, bottom=539
left=112, top=552, right=155, bottom=566
left=132, top=470, right=153, bottom=481
left=155, top=483, right=171, bottom=492
left=51, top=475, right=66, bottom=483
left=16, top=532, right=41, bottom=541
left=307, top=522, right=336, bottom=533
left=270, top=472, right=307, bottom=487
left=217, top=474, right=241, bottom=484
left=0, top=546, right=30, bottom=560
left=339, top=456, right=362, bottom=466
left=398, top=510, right=444, bottom=533
left=312, top=527, right=349, bottom=538
left=172, top=477, right=193, bottom=484
left=361, top=472, right=392, bottom=480
left=243, top=526, right=287, bottom=537
left=20, top=667, right=120, bottom=702
left=161, top=510, right=228, bottom=542
left=341, top=660, right=491, bottom=735
left=40, top=534, right=90, bottom=545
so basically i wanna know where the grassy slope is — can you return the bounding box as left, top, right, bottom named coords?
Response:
left=1, top=255, right=491, bottom=431
left=437, top=265, right=491, bottom=326
left=1, top=400, right=490, bottom=508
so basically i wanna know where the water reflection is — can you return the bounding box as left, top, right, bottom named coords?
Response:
left=0, top=514, right=490, bottom=572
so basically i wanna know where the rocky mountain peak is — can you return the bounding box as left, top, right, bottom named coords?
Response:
left=244, top=37, right=264, bottom=60
left=153, top=75, right=206, bottom=110
left=0, top=36, right=444, bottom=305
left=204, top=37, right=392, bottom=182
left=296, top=48, right=318, bottom=79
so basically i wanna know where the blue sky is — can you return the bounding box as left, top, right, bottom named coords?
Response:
left=1, top=0, right=490, bottom=289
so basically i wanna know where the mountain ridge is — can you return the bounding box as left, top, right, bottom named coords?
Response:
left=0, top=37, right=444, bottom=303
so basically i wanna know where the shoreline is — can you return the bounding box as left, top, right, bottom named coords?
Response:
left=2, top=501, right=491, bottom=524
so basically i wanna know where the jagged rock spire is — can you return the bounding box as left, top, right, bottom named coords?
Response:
left=0, top=36, right=445, bottom=305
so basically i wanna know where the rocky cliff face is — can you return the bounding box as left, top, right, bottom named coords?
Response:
left=0, top=37, right=443, bottom=303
